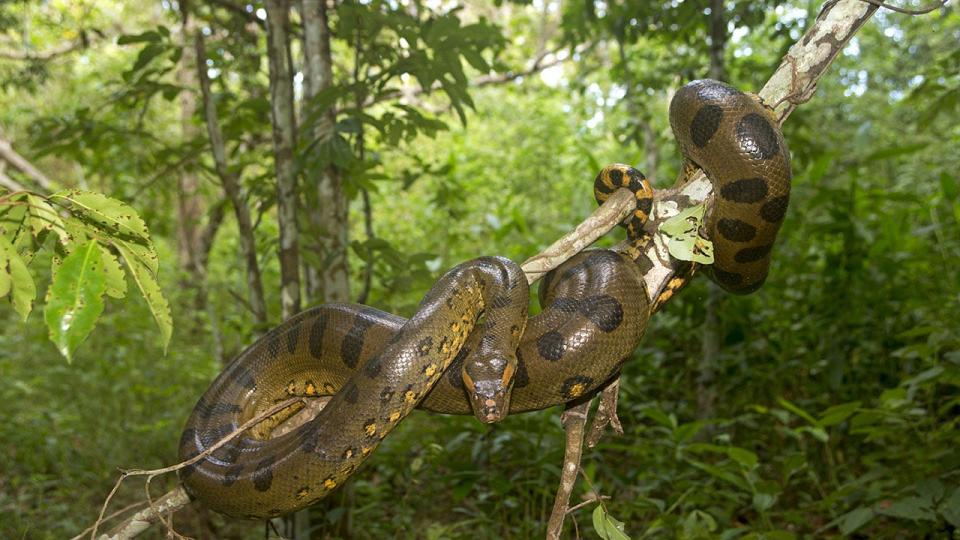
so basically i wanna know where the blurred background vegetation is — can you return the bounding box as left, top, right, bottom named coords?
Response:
left=1, top=0, right=958, bottom=538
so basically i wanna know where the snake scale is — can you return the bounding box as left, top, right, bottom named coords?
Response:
left=179, top=79, right=791, bottom=519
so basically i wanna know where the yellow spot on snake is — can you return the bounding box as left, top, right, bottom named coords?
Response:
left=304, top=381, right=317, bottom=395
left=296, top=487, right=310, bottom=499
left=344, top=449, right=354, bottom=459
left=568, top=383, right=586, bottom=398
left=286, top=381, right=297, bottom=395
left=324, top=383, right=336, bottom=393
left=668, top=277, right=684, bottom=290
left=388, top=411, right=401, bottom=423
left=424, top=364, right=438, bottom=377
left=404, top=391, right=417, bottom=404
left=601, top=172, right=616, bottom=189
left=323, top=478, right=337, bottom=489
left=658, top=290, right=674, bottom=304
left=364, top=422, right=377, bottom=437
left=362, top=446, right=373, bottom=456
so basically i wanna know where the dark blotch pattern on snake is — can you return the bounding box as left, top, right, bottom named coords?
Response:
left=669, top=79, right=792, bottom=293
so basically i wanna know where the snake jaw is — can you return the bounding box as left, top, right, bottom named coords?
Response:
left=471, top=378, right=513, bottom=424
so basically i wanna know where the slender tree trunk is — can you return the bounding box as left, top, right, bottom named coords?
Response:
left=697, top=0, right=729, bottom=427
left=265, top=0, right=302, bottom=320
left=301, top=0, right=350, bottom=304
left=194, top=29, right=269, bottom=328
left=176, top=3, right=208, bottom=310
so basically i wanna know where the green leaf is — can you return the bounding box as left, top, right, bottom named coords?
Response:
left=836, top=507, right=874, bottom=535
left=727, top=447, right=759, bottom=469
left=26, top=194, right=69, bottom=244
left=684, top=458, right=749, bottom=490
left=43, top=240, right=106, bottom=361
left=818, top=401, right=861, bottom=427
left=51, top=190, right=151, bottom=243
left=0, top=235, right=36, bottom=320
left=660, top=204, right=714, bottom=264
left=592, top=505, right=631, bottom=540
left=99, top=244, right=127, bottom=299
left=114, top=240, right=172, bottom=353
left=776, top=397, right=819, bottom=425
left=939, top=488, right=960, bottom=527
left=877, top=496, right=936, bottom=521
left=0, top=236, right=9, bottom=298
left=116, top=30, right=162, bottom=45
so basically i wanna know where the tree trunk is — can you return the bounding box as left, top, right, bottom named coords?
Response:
left=301, top=0, right=350, bottom=304
left=194, top=29, right=269, bottom=328
left=176, top=2, right=208, bottom=308
left=697, top=0, right=729, bottom=428
left=265, top=0, right=302, bottom=320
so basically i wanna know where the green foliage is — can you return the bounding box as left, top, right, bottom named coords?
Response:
left=0, top=189, right=171, bottom=360
left=661, top=204, right=714, bottom=264
left=43, top=240, right=106, bottom=361
left=594, top=504, right=631, bottom=540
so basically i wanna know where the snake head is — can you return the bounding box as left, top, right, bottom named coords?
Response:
left=462, top=354, right=517, bottom=424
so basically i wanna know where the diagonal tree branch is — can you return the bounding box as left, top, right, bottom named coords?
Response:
left=0, top=133, right=54, bottom=192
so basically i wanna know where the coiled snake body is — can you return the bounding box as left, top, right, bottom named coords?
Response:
left=179, top=79, right=791, bottom=519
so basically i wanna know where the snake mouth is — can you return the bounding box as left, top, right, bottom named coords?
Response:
left=470, top=382, right=512, bottom=424
left=479, top=398, right=508, bottom=423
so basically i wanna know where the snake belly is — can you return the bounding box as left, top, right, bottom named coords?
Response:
left=669, top=79, right=793, bottom=294
left=178, top=251, right=650, bottom=518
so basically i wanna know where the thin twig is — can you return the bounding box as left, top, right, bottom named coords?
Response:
left=89, top=397, right=307, bottom=539
left=69, top=501, right=147, bottom=540
left=861, top=0, right=946, bottom=15
left=357, top=188, right=374, bottom=304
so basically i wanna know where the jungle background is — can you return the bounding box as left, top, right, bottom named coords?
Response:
left=1, top=0, right=958, bottom=538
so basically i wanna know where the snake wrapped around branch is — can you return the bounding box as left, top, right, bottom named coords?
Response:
left=178, top=79, right=791, bottom=519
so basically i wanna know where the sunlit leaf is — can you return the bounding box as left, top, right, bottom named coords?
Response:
left=43, top=240, right=106, bottom=361
left=660, top=204, right=714, bottom=264
left=114, top=240, right=172, bottom=353
left=26, top=194, right=69, bottom=244
left=99, top=244, right=127, bottom=299
left=50, top=190, right=151, bottom=243
left=0, top=235, right=36, bottom=321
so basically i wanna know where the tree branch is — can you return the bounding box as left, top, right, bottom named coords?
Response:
left=0, top=30, right=105, bottom=61
left=0, top=134, right=54, bottom=192
left=194, top=27, right=269, bottom=326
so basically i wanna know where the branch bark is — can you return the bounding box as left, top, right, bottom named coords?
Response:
left=545, top=401, right=590, bottom=540
left=0, top=133, right=54, bottom=192
left=301, top=0, right=350, bottom=304
left=265, top=0, right=302, bottom=320
left=194, top=30, right=269, bottom=327
left=176, top=2, right=211, bottom=313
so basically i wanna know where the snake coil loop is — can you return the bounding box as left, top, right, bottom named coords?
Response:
left=179, top=79, right=790, bottom=519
